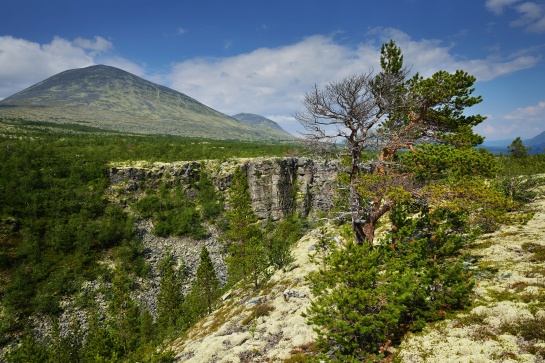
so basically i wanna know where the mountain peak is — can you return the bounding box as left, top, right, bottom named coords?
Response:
left=0, top=66, right=293, bottom=141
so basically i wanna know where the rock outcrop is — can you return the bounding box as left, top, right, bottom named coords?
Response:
left=169, top=228, right=324, bottom=362
left=106, top=157, right=337, bottom=318
left=108, top=157, right=337, bottom=221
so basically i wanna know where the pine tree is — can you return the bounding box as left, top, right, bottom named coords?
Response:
left=224, top=167, right=266, bottom=286
left=225, top=167, right=258, bottom=239
left=296, top=39, right=487, bottom=245
left=197, top=171, right=224, bottom=222
left=109, top=271, right=142, bottom=356
left=139, top=308, right=155, bottom=345
left=5, top=331, right=47, bottom=363
left=245, top=236, right=268, bottom=288
left=156, top=252, right=187, bottom=333
left=194, top=246, right=221, bottom=314
left=48, top=316, right=83, bottom=363
left=507, top=136, right=530, bottom=158
left=83, top=308, right=119, bottom=362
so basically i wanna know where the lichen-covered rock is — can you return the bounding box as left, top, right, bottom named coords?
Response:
left=169, top=229, right=321, bottom=363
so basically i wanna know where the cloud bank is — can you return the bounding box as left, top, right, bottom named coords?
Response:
left=166, top=28, right=540, bottom=134
left=486, top=0, right=545, bottom=32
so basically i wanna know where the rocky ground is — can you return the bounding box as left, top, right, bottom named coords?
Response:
left=169, top=229, right=322, bottom=362
left=397, top=195, right=545, bottom=362
left=169, top=195, right=545, bottom=363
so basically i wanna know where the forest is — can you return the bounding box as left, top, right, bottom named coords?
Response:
left=1, top=117, right=545, bottom=362
left=0, top=119, right=303, bottom=362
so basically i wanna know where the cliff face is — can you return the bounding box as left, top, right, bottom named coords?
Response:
left=108, top=157, right=337, bottom=221
left=104, top=157, right=336, bottom=316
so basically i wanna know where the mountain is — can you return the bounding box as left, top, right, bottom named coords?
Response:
left=481, top=131, right=545, bottom=154
left=525, top=130, right=545, bottom=146
left=0, top=65, right=293, bottom=141
left=231, top=113, right=292, bottom=138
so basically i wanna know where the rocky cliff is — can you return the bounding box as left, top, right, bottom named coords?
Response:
left=108, top=157, right=337, bottom=221
left=105, top=157, right=336, bottom=315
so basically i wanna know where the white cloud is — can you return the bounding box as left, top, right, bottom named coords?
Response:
left=475, top=118, right=520, bottom=139
left=506, top=100, right=545, bottom=120
left=166, top=28, right=539, bottom=135
left=486, top=0, right=545, bottom=33
left=265, top=115, right=299, bottom=135
left=177, top=27, right=187, bottom=35
left=73, top=36, right=113, bottom=52
left=223, top=40, right=233, bottom=50
left=485, top=0, right=522, bottom=14
left=511, top=2, right=544, bottom=27
left=0, top=35, right=142, bottom=99
left=476, top=101, right=545, bottom=140
left=167, top=34, right=379, bottom=126
left=520, top=2, right=545, bottom=31
left=0, top=36, right=93, bottom=98
left=371, top=27, right=539, bottom=80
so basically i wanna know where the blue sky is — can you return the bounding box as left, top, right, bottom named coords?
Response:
left=1, top=0, right=544, bottom=141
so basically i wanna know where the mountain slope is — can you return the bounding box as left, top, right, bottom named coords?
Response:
left=0, top=65, right=292, bottom=141
left=231, top=113, right=293, bottom=139
left=525, top=130, right=545, bottom=145
left=524, top=130, right=545, bottom=153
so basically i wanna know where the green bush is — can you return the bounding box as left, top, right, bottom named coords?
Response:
left=305, top=201, right=476, bottom=362
left=265, top=216, right=307, bottom=269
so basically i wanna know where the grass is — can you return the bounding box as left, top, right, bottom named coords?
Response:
left=522, top=242, right=545, bottom=262
left=499, top=314, right=545, bottom=357
left=475, top=260, right=500, bottom=278
left=190, top=300, right=244, bottom=340
left=240, top=303, right=275, bottom=326
left=283, top=342, right=319, bottom=363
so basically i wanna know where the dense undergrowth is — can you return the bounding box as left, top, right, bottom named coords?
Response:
left=0, top=119, right=301, bottom=362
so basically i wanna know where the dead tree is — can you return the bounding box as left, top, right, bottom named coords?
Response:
left=296, top=40, right=485, bottom=245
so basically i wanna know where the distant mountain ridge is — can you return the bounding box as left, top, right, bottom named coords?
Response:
left=482, top=131, right=545, bottom=154
left=525, top=130, right=545, bottom=146
left=0, top=65, right=293, bottom=141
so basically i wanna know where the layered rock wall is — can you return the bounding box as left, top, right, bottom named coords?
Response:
left=109, top=157, right=337, bottom=220
left=106, top=157, right=336, bottom=316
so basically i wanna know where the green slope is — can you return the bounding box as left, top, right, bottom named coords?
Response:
left=0, top=65, right=293, bottom=141
left=231, top=113, right=293, bottom=139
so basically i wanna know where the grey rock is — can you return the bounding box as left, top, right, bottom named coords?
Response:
left=245, top=297, right=263, bottom=305
left=283, top=289, right=307, bottom=301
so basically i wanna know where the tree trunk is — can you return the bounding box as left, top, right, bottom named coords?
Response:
left=362, top=221, right=376, bottom=246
